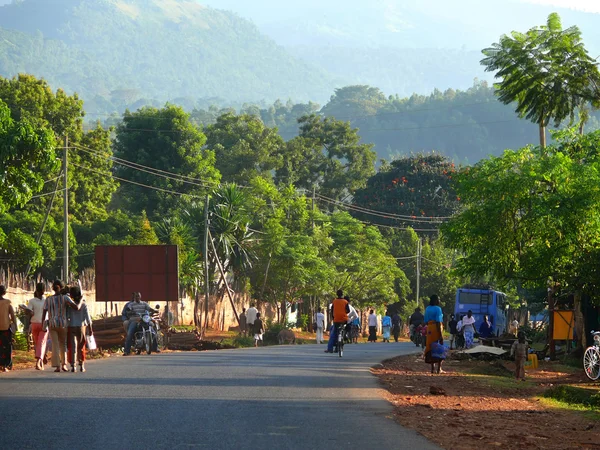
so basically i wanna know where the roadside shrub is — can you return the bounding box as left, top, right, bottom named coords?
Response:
left=520, top=323, right=547, bottom=343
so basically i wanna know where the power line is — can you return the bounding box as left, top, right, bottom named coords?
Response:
left=30, top=188, right=67, bottom=199
left=355, top=118, right=520, bottom=133
left=70, top=163, right=203, bottom=198
left=316, top=192, right=452, bottom=221
left=315, top=195, right=447, bottom=224
left=71, top=145, right=218, bottom=189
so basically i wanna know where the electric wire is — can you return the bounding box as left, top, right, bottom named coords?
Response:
left=71, top=144, right=219, bottom=188
left=314, top=195, right=447, bottom=224
left=316, top=191, right=452, bottom=220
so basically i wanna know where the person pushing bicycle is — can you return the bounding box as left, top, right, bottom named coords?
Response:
left=325, top=290, right=350, bottom=353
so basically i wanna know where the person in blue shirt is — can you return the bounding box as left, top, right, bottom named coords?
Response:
left=424, top=294, right=444, bottom=374
left=478, top=315, right=493, bottom=339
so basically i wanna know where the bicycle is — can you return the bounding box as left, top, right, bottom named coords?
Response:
left=583, top=330, right=600, bottom=381
left=337, top=323, right=345, bottom=357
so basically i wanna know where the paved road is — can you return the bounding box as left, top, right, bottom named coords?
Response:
left=0, top=342, right=438, bottom=450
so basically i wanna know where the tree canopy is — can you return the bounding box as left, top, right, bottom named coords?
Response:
left=481, top=12, right=600, bottom=147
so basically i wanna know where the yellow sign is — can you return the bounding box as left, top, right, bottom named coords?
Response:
left=553, top=310, right=574, bottom=340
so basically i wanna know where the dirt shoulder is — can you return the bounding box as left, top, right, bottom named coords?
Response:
left=373, top=354, right=600, bottom=450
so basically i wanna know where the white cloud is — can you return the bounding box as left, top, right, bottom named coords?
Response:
left=520, top=0, right=600, bottom=13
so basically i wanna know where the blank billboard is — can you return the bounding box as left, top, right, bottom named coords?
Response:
left=95, top=245, right=179, bottom=302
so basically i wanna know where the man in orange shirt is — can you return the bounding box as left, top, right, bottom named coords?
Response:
left=325, top=290, right=350, bottom=353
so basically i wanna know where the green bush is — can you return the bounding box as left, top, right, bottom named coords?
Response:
left=519, top=323, right=547, bottom=343
left=12, top=332, right=29, bottom=351
left=544, top=385, right=600, bottom=408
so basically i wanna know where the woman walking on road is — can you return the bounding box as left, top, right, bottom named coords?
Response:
left=0, top=285, right=16, bottom=372
left=424, top=295, right=444, bottom=374
left=41, top=280, right=80, bottom=372
left=27, top=283, right=48, bottom=370
left=461, top=310, right=476, bottom=349
left=368, top=309, right=378, bottom=342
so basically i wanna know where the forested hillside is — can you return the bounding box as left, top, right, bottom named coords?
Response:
left=0, top=0, right=334, bottom=109
left=186, top=82, right=600, bottom=163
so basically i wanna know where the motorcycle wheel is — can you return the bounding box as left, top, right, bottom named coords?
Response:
left=145, top=330, right=152, bottom=355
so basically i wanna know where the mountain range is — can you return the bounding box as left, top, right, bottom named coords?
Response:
left=0, top=0, right=598, bottom=117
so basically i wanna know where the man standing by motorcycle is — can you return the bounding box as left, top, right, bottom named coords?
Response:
left=122, top=292, right=157, bottom=356
left=409, top=307, right=424, bottom=343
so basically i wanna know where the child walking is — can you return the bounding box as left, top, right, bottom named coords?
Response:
left=511, top=331, right=528, bottom=381
left=253, top=313, right=264, bottom=347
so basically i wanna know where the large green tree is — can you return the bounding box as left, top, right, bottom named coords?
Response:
left=204, top=113, right=284, bottom=185
left=327, top=212, right=409, bottom=310
left=276, top=114, right=376, bottom=201
left=0, top=99, right=57, bottom=213
left=0, top=74, right=117, bottom=224
left=113, top=105, right=220, bottom=219
left=481, top=13, right=600, bottom=148
left=352, top=153, right=459, bottom=229
left=443, top=129, right=600, bottom=291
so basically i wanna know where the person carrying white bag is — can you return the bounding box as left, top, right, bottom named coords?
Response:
left=67, top=286, right=94, bottom=372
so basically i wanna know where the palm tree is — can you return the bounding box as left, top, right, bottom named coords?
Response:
left=180, top=184, right=256, bottom=330
left=481, top=13, right=600, bottom=148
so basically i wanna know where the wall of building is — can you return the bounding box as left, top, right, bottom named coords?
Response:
left=6, top=287, right=277, bottom=331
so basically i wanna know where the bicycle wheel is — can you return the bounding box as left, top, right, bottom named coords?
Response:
left=338, top=331, right=344, bottom=357
left=583, top=347, right=600, bottom=381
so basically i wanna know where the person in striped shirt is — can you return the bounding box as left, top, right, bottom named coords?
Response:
left=41, top=280, right=81, bottom=373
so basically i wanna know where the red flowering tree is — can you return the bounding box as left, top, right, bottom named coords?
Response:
left=352, top=153, right=459, bottom=230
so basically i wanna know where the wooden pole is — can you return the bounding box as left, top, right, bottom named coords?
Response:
left=203, top=195, right=210, bottom=336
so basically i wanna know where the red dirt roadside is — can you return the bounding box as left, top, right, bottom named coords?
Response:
left=373, top=354, right=600, bottom=450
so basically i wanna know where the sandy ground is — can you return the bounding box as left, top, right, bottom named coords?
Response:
left=373, top=354, right=600, bottom=450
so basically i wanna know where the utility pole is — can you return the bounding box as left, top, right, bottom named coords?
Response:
left=312, top=186, right=317, bottom=317
left=415, top=238, right=421, bottom=305
left=63, top=136, right=69, bottom=283
left=203, top=194, right=210, bottom=335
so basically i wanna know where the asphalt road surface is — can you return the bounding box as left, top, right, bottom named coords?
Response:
left=0, top=342, right=439, bottom=450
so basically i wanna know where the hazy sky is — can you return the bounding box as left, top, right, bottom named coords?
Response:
left=521, top=0, right=600, bottom=13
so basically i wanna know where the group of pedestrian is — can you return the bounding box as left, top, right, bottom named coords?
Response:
left=238, top=303, right=264, bottom=347
left=0, top=280, right=93, bottom=374
left=446, top=310, right=483, bottom=350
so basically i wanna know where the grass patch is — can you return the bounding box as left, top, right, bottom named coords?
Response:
left=539, top=397, right=600, bottom=421
left=12, top=350, right=35, bottom=365
left=468, top=361, right=514, bottom=378
left=557, top=354, right=584, bottom=370
left=221, top=335, right=254, bottom=348
left=171, top=325, right=195, bottom=332
left=544, top=385, right=600, bottom=408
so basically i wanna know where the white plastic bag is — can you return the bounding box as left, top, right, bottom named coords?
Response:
left=86, top=334, right=97, bottom=350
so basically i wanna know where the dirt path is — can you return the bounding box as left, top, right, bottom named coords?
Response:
left=373, top=355, right=600, bottom=450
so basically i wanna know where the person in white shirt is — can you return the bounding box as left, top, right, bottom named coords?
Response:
left=246, top=303, right=258, bottom=335
left=26, top=283, right=47, bottom=370
left=461, top=310, right=476, bottom=349
left=345, top=296, right=358, bottom=344
left=368, top=309, right=378, bottom=342
left=510, top=316, right=519, bottom=335
left=315, top=308, right=325, bottom=344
